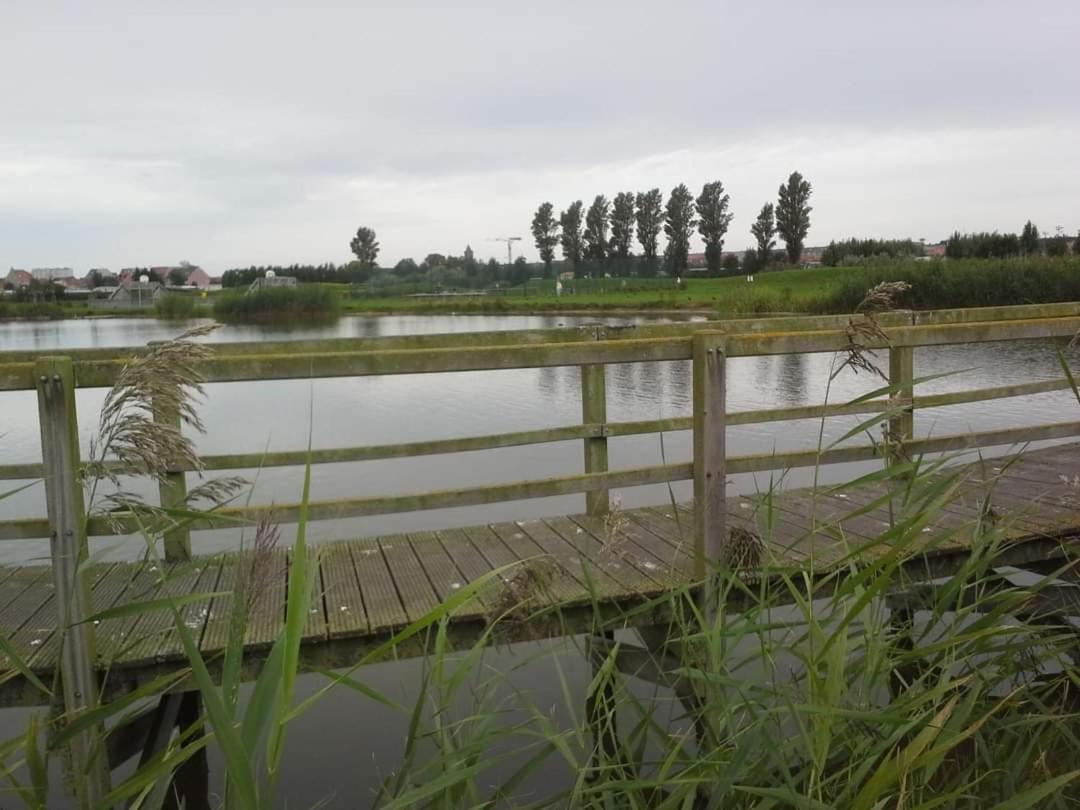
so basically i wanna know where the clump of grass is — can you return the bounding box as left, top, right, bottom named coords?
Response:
left=212, top=285, right=341, bottom=322
left=84, top=324, right=246, bottom=522
left=154, top=293, right=198, bottom=319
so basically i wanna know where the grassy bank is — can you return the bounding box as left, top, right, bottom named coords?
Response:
left=212, top=284, right=340, bottom=322
left=339, top=257, right=1080, bottom=315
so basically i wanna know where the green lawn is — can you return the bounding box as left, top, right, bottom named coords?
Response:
left=338, top=266, right=852, bottom=315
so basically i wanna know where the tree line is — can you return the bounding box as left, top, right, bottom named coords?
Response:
left=532, top=172, right=812, bottom=278
left=946, top=221, right=1077, bottom=260
left=820, top=238, right=923, bottom=266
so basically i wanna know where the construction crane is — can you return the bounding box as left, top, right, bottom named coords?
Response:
left=490, top=236, right=523, bottom=266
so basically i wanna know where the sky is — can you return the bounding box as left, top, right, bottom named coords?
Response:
left=1, top=0, right=1078, bottom=274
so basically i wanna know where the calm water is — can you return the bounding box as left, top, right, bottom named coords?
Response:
left=2, top=313, right=1079, bottom=806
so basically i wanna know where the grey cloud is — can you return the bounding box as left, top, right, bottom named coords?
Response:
left=1, top=0, right=1078, bottom=270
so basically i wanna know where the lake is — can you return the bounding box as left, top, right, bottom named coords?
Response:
left=2, top=312, right=1079, bottom=805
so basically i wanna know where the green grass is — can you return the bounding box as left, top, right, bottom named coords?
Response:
left=155, top=293, right=199, bottom=319
left=212, top=285, right=341, bottom=322
left=338, top=257, right=1080, bottom=316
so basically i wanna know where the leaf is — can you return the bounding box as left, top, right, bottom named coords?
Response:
left=53, top=668, right=190, bottom=749
left=0, top=634, right=51, bottom=697
left=987, top=770, right=1080, bottom=809
left=267, top=451, right=315, bottom=776
left=80, top=592, right=227, bottom=625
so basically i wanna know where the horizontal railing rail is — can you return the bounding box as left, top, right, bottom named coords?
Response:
left=3, top=303, right=1080, bottom=391
left=3, top=300, right=1080, bottom=369
left=4, top=301, right=1080, bottom=549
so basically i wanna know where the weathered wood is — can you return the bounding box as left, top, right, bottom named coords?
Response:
left=320, top=541, right=369, bottom=638
left=2, top=441, right=1080, bottom=707
left=349, top=540, right=408, bottom=633
left=34, top=357, right=110, bottom=804
left=378, top=535, right=439, bottom=623
left=8, top=299, right=1080, bottom=375
left=6, top=311, right=1080, bottom=395
left=153, top=391, right=191, bottom=561
left=581, top=363, right=609, bottom=516
left=407, top=531, right=484, bottom=617
left=888, top=345, right=914, bottom=464
left=693, top=334, right=726, bottom=581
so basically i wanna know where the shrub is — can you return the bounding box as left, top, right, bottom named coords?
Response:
left=212, top=284, right=341, bottom=322
left=155, top=293, right=198, bottom=319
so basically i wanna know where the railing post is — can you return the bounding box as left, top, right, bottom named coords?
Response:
left=692, top=334, right=727, bottom=583
left=35, top=357, right=110, bottom=805
left=888, top=345, right=914, bottom=464
left=581, top=361, right=609, bottom=517
left=580, top=326, right=610, bottom=517
left=154, top=391, right=191, bottom=561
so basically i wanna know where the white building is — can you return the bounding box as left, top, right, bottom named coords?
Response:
left=31, top=267, right=75, bottom=281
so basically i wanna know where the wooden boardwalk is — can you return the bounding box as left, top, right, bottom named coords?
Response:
left=3, top=441, right=1080, bottom=706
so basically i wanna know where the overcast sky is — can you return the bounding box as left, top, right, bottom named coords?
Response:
left=2, top=0, right=1078, bottom=273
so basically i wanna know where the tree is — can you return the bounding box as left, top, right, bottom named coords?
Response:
left=508, top=255, right=531, bottom=285
left=393, top=258, right=419, bottom=277
left=1046, top=234, right=1070, bottom=257
left=583, top=195, right=611, bottom=272
left=663, top=183, right=696, bottom=276
left=559, top=201, right=585, bottom=277
left=422, top=253, right=447, bottom=271
left=776, top=172, right=813, bottom=264
left=167, top=267, right=188, bottom=286
left=742, top=249, right=759, bottom=276
left=530, top=203, right=560, bottom=277
left=609, top=192, right=635, bottom=276
left=721, top=253, right=740, bottom=274
left=1021, top=220, right=1041, bottom=255
left=635, top=189, right=664, bottom=265
left=695, top=181, right=733, bottom=276
left=350, top=226, right=380, bottom=266
left=751, top=203, right=777, bottom=265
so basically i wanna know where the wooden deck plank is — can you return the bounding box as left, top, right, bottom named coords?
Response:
left=320, top=541, right=369, bottom=639
left=543, top=515, right=668, bottom=594
left=349, top=539, right=408, bottom=633
left=569, top=514, right=689, bottom=587
left=11, top=440, right=1080, bottom=706
left=245, top=548, right=288, bottom=650
left=0, top=568, right=50, bottom=618
left=513, top=518, right=627, bottom=600
left=408, top=531, right=484, bottom=617
left=434, top=528, right=498, bottom=605
left=199, top=555, right=240, bottom=655
left=153, top=560, right=224, bottom=661
left=95, top=565, right=171, bottom=665
left=378, top=535, right=439, bottom=623
left=115, top=562, right=208, bottom=667
left=486, top=522, right=588, bottom=605
left=8, top=564, right=116, bottom=666
left=459, top=526, right=522, bottom=569
left=0, top=568, right=52, bottom=629
left=292, top=548, right=327, bottom=644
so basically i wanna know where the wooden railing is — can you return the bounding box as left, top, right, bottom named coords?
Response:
left=4, top=300, right=1080, bottom=569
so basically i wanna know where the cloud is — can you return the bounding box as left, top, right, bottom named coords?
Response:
left=1, top=0, right=1077, bottom=270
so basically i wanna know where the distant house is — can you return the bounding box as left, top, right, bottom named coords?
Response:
left=3, top=269, right=32, bottom=289
left=119, top=265, right=211, bottom=289
left=924, top=244, right=947, bottom=259
left=247, top=271, right=297, bottom=293
left=91, top=279, right=164, bottom=310
left=31, top=267, right=74, bottom=281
